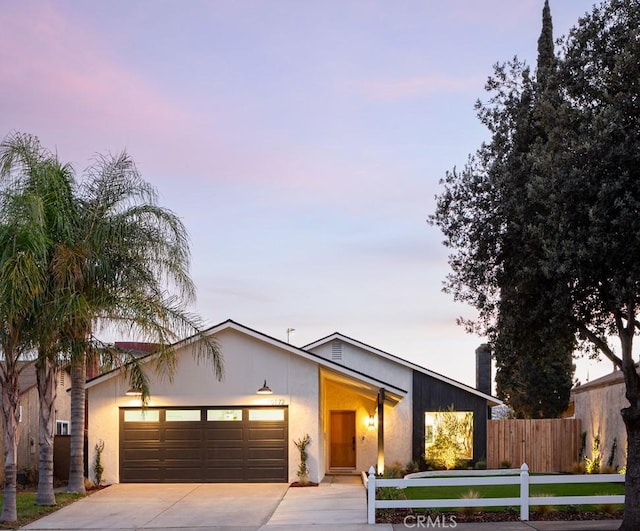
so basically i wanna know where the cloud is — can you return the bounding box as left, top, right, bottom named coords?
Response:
left=0, top=2, right=193, bottom=143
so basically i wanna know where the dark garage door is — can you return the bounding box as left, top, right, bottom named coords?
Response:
left=120, top=406, right=288, bottom=482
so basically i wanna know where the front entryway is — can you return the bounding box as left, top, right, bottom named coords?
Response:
left=119, top=406, right=288, bottom=482
left=329, top=410, right=356, bottom=468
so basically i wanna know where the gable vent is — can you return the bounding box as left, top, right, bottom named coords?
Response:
left=331, top=341, right=343, bottom=361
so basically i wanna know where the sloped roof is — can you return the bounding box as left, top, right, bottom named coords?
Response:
left=86, top=319, right=407, bottom=400
left=305, top=331, right=501, bottom=406
left=572, top=368, right=626, bottom=395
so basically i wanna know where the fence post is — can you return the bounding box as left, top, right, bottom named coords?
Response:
left=520, top=463, right=529, bottom=521
left=367, top=466, right=376, bottom=524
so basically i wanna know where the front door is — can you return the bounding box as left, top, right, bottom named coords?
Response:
left=329, top=410, right=356, bottom=468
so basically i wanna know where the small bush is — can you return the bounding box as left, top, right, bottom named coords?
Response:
left=499, top=460, right=512, bottom=469
left=570, top=461, right=585, bottom=474
left=458, top=489, right=481, bottom=516
left=600, top=465, right=616, bottom=474
left=474, top=460, right=487, bottom=470
left=384, top=462, right=404, bottom=478
left=532, top=493, right=555, bottom=516
left=405, top=460, right=420, bottom=474
left=595, top=493, right=618, bottom=514
left=566, top=504, right=579, bottom=514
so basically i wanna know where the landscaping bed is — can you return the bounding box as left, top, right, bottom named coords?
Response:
left=376, top=508, right=623, bottom=524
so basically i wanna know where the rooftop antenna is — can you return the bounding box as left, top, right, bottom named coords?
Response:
left=286, top=328, right=295, bottom=344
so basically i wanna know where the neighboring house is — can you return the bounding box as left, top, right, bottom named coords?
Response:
left=571, top=368, right=629, bottom=470
left=0, top=362, right=72, bottom=482
left=86, top=319, right=499, bottom=484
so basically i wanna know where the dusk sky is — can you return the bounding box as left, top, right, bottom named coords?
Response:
left=1, top=0, right=609, bottom=389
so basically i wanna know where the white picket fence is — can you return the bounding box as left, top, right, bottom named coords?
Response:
left=365, top=463, right=625, bottom=524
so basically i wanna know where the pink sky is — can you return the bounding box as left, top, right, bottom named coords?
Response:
left=0, top=0, right=610, bottom=389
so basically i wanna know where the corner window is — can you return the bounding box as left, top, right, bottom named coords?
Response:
left=56, top=420, right=70, bottom=435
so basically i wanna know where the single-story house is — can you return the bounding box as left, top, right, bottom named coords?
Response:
left=86, top=319, right=499, bottom=484
left=571, top=368, right=629, bottom=471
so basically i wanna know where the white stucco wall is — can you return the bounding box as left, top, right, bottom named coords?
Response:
left=573, top=380, right=628, bottom=471
left=312, top=340, right=414, bottom=469
left=87, top=327, right=321, bottom=484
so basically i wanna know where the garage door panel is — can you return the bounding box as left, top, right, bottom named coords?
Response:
left=207, top=447, right=243, bottom=459
left=164, top=447, right=201, bottom=460
left=165, top=428, right=202, bottom=441
left=121, top=468, right=161, bottom=482
left=121, top=407, right=287, bottom=483
left=206, top=427, right=243, bottom=441
left=123, top=428, right=161, bottom=441
left=247, top=446, right=286, bottom=460
left=122, top=448, right=162, bottom=461
left=248, top=427, right=286, bottom=440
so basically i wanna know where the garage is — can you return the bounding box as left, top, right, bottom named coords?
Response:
left=119, top=406, right=288, bottom=483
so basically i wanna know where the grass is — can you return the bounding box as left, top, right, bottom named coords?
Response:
left=404, top=479, right=625, bottom=512
left=0, top=491, right=83, bottom=529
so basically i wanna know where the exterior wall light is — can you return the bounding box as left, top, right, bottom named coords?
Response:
left=257, top=380, right=273, bottom=395
left=126, top=388, right=143, bottom=397
left=367, top=415, right=376, bottom=429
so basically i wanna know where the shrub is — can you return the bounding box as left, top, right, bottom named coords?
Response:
left=499, top=460, right=512, bottom=469
left=405, top=460, right=420, bottom=474
left=384, top=462, right=404, bottom=479
left=570, top=461, right=586, bottom=474
left=94, top=440, right=105, bottom=486
left=458, top=489, right=481, bottom=516
left=474, top=460, right=487, bottom=470
left=594, top=493, right=619, bottom=514
left=293, top=433, right=311, bottom=484
left=600, top=465, right=616, bottom=474
left=585, top=433, right=601, bottom=474
left=531, top=493, right=555, bottom=516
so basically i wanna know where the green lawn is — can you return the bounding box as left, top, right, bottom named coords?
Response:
left=0, top=492, right=83, bottom=530
left=402, top=480, right=625, bottom=512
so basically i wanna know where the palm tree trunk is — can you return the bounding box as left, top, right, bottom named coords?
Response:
left=35, top=357, right=57, bottom=505
left=1, top=373, right=21, bottom=522
left=67, top=355, right=86, bottom=494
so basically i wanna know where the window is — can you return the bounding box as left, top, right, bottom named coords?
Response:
left=165, top=409, right=201, bottom=422
left=424, top=410, right=473, bottom=467
left=207, top=409, right=242, bottom=421
left=248, top=409, right=284, bottom=421
left=124, top=410, right=159, bottom=422
left=56, top=420, right=70, bottom=435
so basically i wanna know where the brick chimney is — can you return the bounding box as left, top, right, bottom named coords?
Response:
left=475, top=343, right=492, bottom=395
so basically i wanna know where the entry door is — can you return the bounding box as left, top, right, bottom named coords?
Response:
left=330, top=410, right=356, bottom=468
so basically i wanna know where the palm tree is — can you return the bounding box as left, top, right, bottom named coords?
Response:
left=0, top=133, right=223, bottom=515
left=57, top=151, right=223, bottom=493
left=0, top=134, right=52, bottom=519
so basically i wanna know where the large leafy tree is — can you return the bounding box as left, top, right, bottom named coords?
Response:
left=432, top=1, right=640, bottom=528
left=432, top=0, right=575, bottom=419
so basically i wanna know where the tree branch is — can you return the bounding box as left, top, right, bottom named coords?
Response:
left=576, top=321, right=622, bottom=368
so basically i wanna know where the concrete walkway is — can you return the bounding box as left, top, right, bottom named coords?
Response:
left=20, top=476, right=622, bottom=531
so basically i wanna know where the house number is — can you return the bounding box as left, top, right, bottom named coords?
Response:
left=270, top=399, right=285, bottom=405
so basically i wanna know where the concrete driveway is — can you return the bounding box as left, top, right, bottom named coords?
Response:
left=22, top=483, right=289, bottom=530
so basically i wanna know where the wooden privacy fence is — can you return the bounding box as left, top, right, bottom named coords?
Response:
left=487, top=418, right=581, bottom=472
